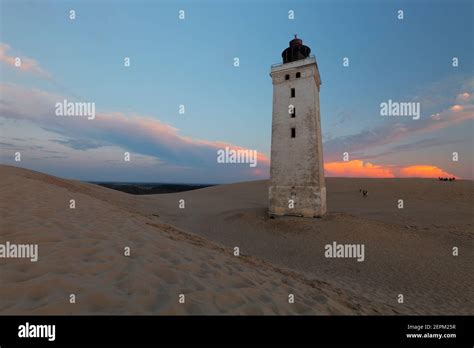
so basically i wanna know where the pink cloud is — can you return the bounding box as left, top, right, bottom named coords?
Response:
left=325, top=160, right=395, bottom=178
left=324, top=97, right=474, bottom=162
left=0, top=83, right=270, bottom=180
left=450, top=104, right=464, bottom=112
left=456, top=92, right=471, bottom=102
left=398, top=165, right=456, bottom=178
left=0, top=43, right=51, bottom=79
left=325, top=160, right=457, bottom=179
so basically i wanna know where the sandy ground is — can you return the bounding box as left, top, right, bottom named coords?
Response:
left=0, top=165, right=472, bottom=314
left=0, top=165, right=398, bottom=315
left=137, top=178, right=474, bottom=315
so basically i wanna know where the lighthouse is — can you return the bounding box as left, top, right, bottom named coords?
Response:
left=268, top=36, right=326, bottom=217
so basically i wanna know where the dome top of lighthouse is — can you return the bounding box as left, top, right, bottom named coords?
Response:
left=289, top=35, right=303, bottom=47
left=282, top=35, right=311, bottom=64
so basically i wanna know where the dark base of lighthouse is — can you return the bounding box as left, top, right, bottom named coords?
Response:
left=268, top=185, right=327, bottom=218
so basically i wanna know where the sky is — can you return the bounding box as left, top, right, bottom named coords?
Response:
left=0, top=0, right=473, bottom=183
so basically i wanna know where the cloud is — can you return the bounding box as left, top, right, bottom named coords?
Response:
left=324, top=160, right=456, bottom=178
left=0, top=83, right=270, bottom=181
left=1, top=77, right=470, bottom=181
left=450, top=104, right=464, bottom=112
left=456, top=92, right=471, bottom=102
left=398, top=165, right=455, bottom=178
left=0, top=141, right=16, bottom=148
left=52, top=138, right=105, bottom=150
left=356, top=137, right=469, bottom=161
left=324, top=76, right=474, bottom=163
left=325, top=160, right=395, bottom=178
left=324, top=95, right=474, bottom=162
left=0, top=43, right=51, bottom=79
left=412, top=75, right=473, bottom=110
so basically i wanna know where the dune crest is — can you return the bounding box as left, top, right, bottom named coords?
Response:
left=0, top=165, right=402, bottom=315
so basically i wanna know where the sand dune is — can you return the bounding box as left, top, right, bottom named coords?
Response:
left=0, top=165, right=472, bottom=314
left=0, top=165, right=399, bottom=315
left=137, top=178, right=474, bottom=315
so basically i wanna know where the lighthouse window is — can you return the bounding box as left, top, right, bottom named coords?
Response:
left=296, top=72, right=301, bottom=78
left=291, top=107, right=295, bottom=118
left=285, top=74, right=290, bottom=80
left=291, top=127, right=296, bottom=138
left=291, top=88, right=295, bottom=98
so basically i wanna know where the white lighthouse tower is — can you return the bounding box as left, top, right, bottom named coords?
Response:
left=269, top=35, right=326, bottom=217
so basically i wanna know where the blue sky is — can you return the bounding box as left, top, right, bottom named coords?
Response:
left=0, top=0, right=473, bottom=182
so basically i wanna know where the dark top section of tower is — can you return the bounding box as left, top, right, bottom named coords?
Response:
left=281, top=35, right=311, bottom=64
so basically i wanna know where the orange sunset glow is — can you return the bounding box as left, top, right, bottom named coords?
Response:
left=398, top=165, right=456, bottom=178
left=324, top=160, right=395, bottom=178
left=324, top=160, right=456, bottom=179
